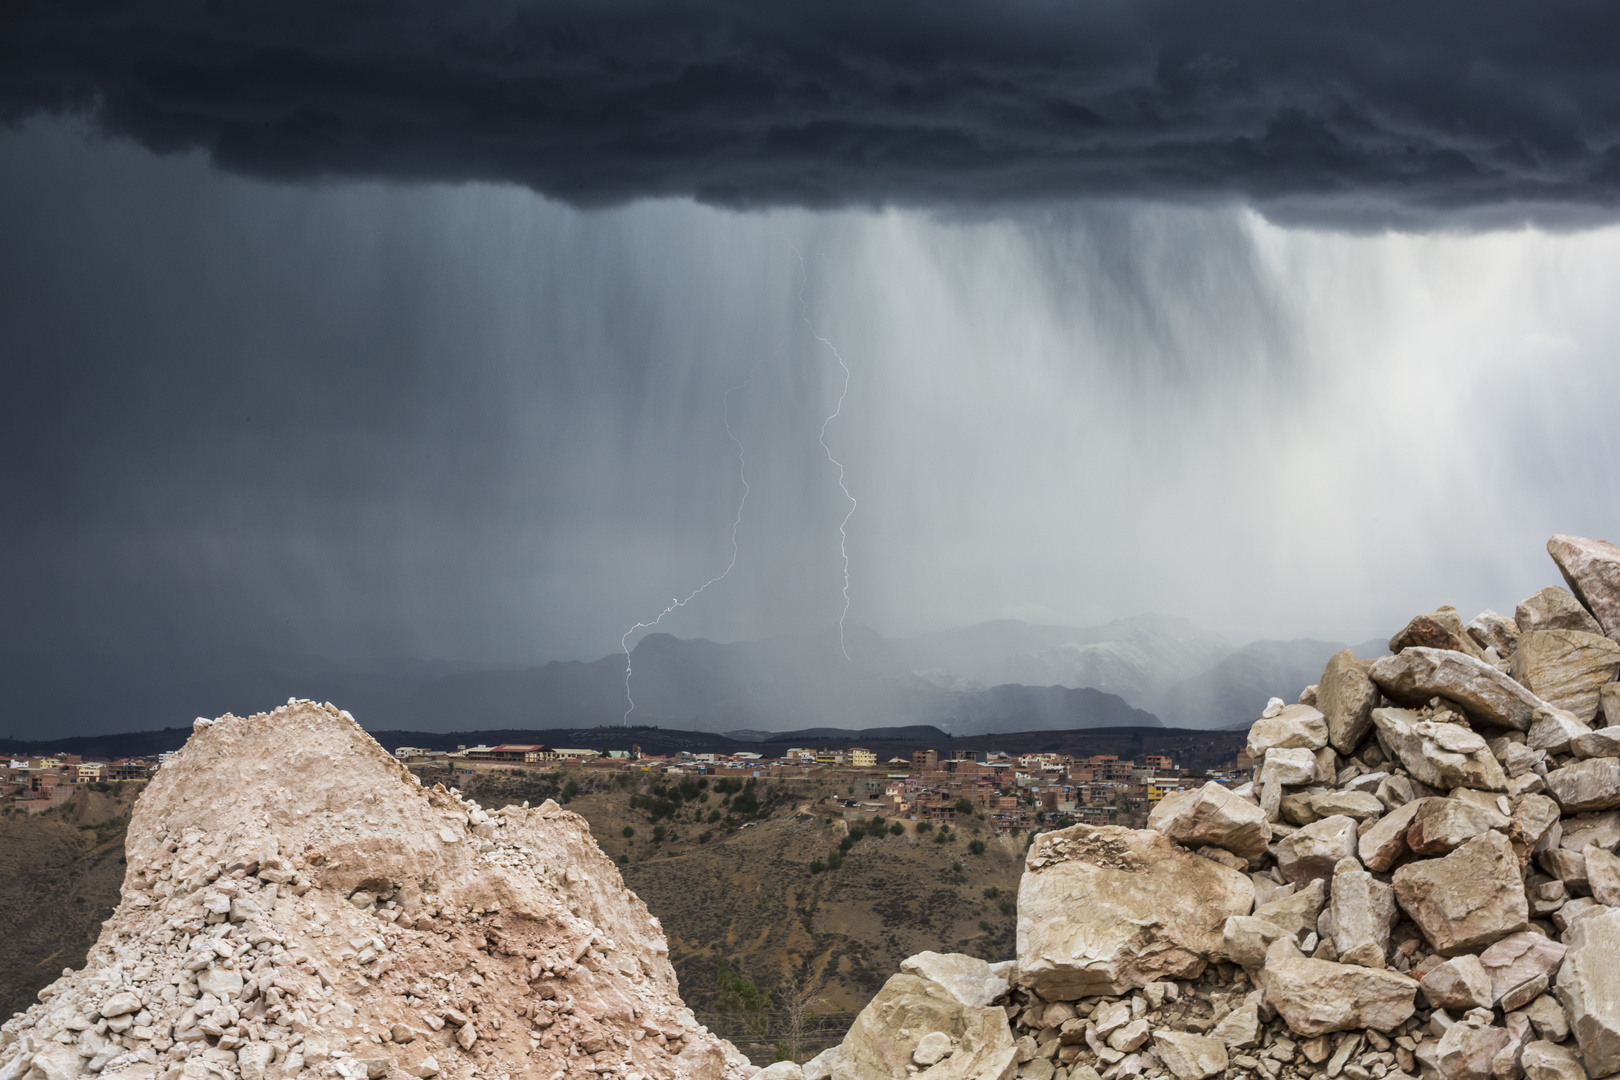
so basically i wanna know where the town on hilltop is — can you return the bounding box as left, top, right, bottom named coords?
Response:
left=391, top=739, right=1257, bottom=834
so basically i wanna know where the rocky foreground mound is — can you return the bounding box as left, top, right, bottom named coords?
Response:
left=0, top=705, right=751, bottom=1080
left=5, top=532, right=1620, bottom=1080
left=794, top=533, right=1620, bottom=1080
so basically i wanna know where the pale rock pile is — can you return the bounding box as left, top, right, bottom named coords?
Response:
left=0, top=702, right=751, bottom=1080
left=791, top=534, right=1620, bottom=1080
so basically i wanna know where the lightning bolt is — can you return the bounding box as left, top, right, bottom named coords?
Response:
left=795, top=248, right=857, bottom=661
left=620, top=376, right=752, bottom=724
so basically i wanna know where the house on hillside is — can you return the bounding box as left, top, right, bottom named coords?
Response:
left=847, top=747, right=876, bottom=767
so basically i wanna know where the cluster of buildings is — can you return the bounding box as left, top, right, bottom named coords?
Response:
left=0, top=753, right=165, bottom=813
left=394, top=740, right=1247, bottom=835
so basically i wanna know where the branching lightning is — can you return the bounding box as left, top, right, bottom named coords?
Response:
left=795, top=248, right=858, bottom=661
left=620, top=376, right=753, bottom=724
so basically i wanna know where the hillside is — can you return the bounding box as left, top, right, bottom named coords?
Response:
left=0, top=785, right=140, bottom=1019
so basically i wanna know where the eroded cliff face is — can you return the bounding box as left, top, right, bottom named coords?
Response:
left=0, top=702, right=751, bottom=1080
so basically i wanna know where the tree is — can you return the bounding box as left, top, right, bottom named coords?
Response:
left=955, top=797, right=974, bottom=816
left=716, top=961, right=771, bottom=1046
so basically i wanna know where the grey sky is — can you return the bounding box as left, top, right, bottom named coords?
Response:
left=2, top=118, right=1617, bottom=682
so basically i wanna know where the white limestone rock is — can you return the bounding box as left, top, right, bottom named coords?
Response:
left=1017, top=824, right=1253, bottom=999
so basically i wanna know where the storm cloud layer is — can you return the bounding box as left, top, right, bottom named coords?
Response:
left=3, top=121, right=1619, bottom=696
left=6, top=0, right=1620, bottom=224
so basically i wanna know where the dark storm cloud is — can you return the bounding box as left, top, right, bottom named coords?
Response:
left=5, top=0, right=1620, bottom=224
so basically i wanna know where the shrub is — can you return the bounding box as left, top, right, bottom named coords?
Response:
left=999, top=900, right=1015, bottom=915
left=619, top=854, right=629, bottom=864
left=968, top=839, right=986, bottom=855
left=890, top=822, right=905, bottom=836
left=916, top=821, right=933, bottom=833
left=698, top=831, right=713, bottom=844
left=983, top=886, right=999, bottom=899
left=955, top=797, right=975, bottom=816
left=979, top=920, right=991, bottom=932
left=809, top=859, right=826, bottom=874
left=952, top=860, right=963, bottom=871
left=622, top=825, right=635, bottom=838
left=652, top=825, right=667, bottom=843
left=561, top=779, right=580, bottom=803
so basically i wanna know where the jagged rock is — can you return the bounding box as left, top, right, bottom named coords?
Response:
left=899, top=951, right=1011, bottom=1009
left=1511, top=630, right=1620, bottom=723
left=1547, top=535, right=1620, bottom=641
left=1393, top=831, right=1530, bottom=955
left=1372, top=708, right=1510, bottom=791
left=756, top=1062, right=806, bottom=1080
left=1147, top=782, right=1271, bottom=863
left=1480, top=932, right=1568, bottom=1011
left=1260, top=940, right=1418, bottom=1036
left=1554, top=907, right=1620, bottom=1077
left=1558, top=810, right=1620, bottom=853
left=1435, top=1020, right=1513, bottom=1080
left=1391, top=607, right=1486, bottom=659
left=1360, top=797, right=1434, bottom=872
left=1221, top=916, right=1287, bottom=969
left=1255, top=878, right=1327, bottom=940
left=1520, top=994, right=1570, bottom=1043
left=1017, top=824, right=1254, bottom=999
left=1517, top=585, right=1606, bottom=639
left=1528, top=706, right=1593, bottom=755
left=1584, top=844, right=1620, bottom=905
left=1331, top=859, right=1397, bottom=968
left=1572, top=727, right=1620, bottom=758
left=836, top=973, right=1017, bottom=1080
left=1468, top=611, right=1521, bottom=657
left=1248, top=707, right=1330, bottom=760
left=1320, top=650, right=1380, bottom=755
left=1407, top=797, right=1505, bottom=857
left=1370, top=650, right=1552, bottom=732
left=1264, top=747, right=1321, bottom=787
left=1510, top=795, right=1562, bottom=854
left=1307, top=790, right=1384, bottom=821
left=1109, top=1017, right=1151, bottom=1052
left=1544, top=757, right=1620, bottom=812
left=0, top=702, right=754, bottom=1080
left=1210, top=1001, right=1262, bottom=1049
left=1422, top=955, right=1494, bottom=1010
left=1152, top=1030, right=1228, bottom=1080
left=1276, top=816, right=1359, bottom=885
left=1520, top=1041, right=1587, bottom=1080
left=1601, top=682, right=1620, bottom=726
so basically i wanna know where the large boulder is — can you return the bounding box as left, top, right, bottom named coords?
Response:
left=1517, top=585, right=1606, bottom=639
left=1420, top=955, right=1494, bottom=1011
left=1371, top=708, right=1509, bottom=792
left=1467, top=610, right=1521, bottom=657
left=1520, top=1041, right=1589, bottom=1080
left=1547, top=534, right=1620, bottom=642
left=1555, top=907, right=1620, bottom=1077
left=1152, top=1030, right=1229, bottom=1080
left=1017, top=824, right=1254, bottom=999
left=1359, top=797, right=1434, bottom=872
left=1147, top=782, right=1271, bottom=863
left=1275, top=816, right=1359, bottom=885
left=1330, top=860, right=1397, bottom=968
left=1406, top=797, right=1504, bottom=857
left=831, top=973, right=1017, bottom=1080
left=1510, top=629, right=1620, bottom=723
left=898, top=952, right=1010, bottom=1009
left=1370, top=648, right=1552, bottom=731
left=1319, top=650, right=1380, bottom=755
left=1434, top=1021, right=1514, bottom=1080
left=1544, top=757, right=1620, bottom=812
left=1246, top=705, right=1329, bottom=760
left=1392, top=831, right=1529, bottom=956
left=1390, top=607, right=1486, bottom=659
left=1260, top=941, right=1417, bottom=1036
left=1479, top=932, right=1567, bottom=1011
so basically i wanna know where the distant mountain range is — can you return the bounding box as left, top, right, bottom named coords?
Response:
left=0, top=616, right=1387, bottom=739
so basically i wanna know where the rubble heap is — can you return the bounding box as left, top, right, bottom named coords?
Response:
left=796, top=533, right=1620, bottom=1080
left=0, top=703, right=751, bottom=1080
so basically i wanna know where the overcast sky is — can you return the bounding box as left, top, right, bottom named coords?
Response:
left=3, top=2, right=1620, bottom=676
